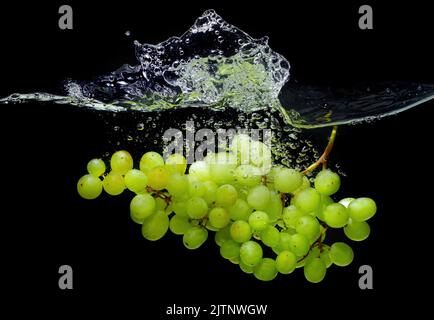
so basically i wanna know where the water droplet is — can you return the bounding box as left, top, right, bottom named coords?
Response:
left=125, top=30, right=131, bottom=36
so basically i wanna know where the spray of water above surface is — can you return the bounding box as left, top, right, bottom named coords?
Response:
left=1, top=9, right=434, bottom=130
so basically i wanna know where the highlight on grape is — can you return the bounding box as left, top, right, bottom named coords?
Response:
left=77, top=132, right=377, bottom=283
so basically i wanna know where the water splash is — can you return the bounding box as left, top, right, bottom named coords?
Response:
left=1, top=9, right=433, bottom=129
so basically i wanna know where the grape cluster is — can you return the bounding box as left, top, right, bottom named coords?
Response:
left=77, top=135, right=377, bottom=283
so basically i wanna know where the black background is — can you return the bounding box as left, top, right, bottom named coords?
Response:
left=1, top=1, right=433, bottom=317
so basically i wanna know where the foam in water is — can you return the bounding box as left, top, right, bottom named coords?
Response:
left=1, top=9, right=433, bottom=129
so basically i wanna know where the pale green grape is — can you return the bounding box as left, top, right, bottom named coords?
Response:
left=110, top=150, right=134, bottom=175
left=248, top=211, right=269, bottom=231
left=154, top=197, right=167, bottom=211
left=253, top=258, right=278, bottom=281
left=188, top=179, right=206, bottom=197
left=276, top=250, right=297, bottom=274
left=230, top=220, right=252, bottom=243
left=348, top=197, right=377, bottom=222
left=265, top=191, right=283, bottom=222
left=320, top=245, right=333, bottom=268
left=304, top=258, right=327, bottom=283
left=215, top=184, right=238, bottom=207
left=293, top=175, right=311, bottom=194
left=323, top=203, right=349, bottom=228
left=230, top=134, right=251, bottom=162
left=87, top=158, right=106, bottom=177
left=315, top=195, right=334, bottom=221
left=124, top=169, right=148, bottom=193
left=289, top=234, right=310, bottom=256
left=186, top=197, right=208, bottom=219
left=314, top=169, right=341, bottom=196
left=188, top=160, right=211, bottom=181
left=141, top=210, right=169, bottom=241
left=202, top=180, right=218, bottom=205
left=240, top=241, right=263, bottom=267
left=183, top=226, right=208, bottom=249
left=166, top=173, right=189, bottom=197
left=247, top=185, right=270, bottom=210
left=77, top=174, right=103, bottom=199
left=282, top=205, right=304, bottom=228
left=296, top=215, right=321, bottom=241
left=330, top=242, right=354, bottom=266
left=169, top=215, right=191, bottom=235
left=274, top=168, right=303, bottom=193
left=229, top=257, right=240, bottom=265
left=276, top=232, right=292, bottom=252
left=259, top=225, right=280, bottom=248
left=208, top=207, right=230, bottom=229
left=344, top=219, right=370, bottom=241
left=234, top=164, right=262, bottom=187
left=249, top=140, right=272, bottom=174
left=293, top=188, right=321, bottom=213
left=239, top=260, right=255, bottom=274
left=208, top=152, right=237, bottom=184
left=147, top=166, right=169, bottom=190
left=165, top=153, right=187, bottom=174
left=103, top=172, right=125, bottom=196
left=130, top=193, right=156, bottom=223
left=172, top=201, right=188, bottom=217
left=339, top=197, right=355, bottom=208
left=220, top=239, right=241, bottom=259
left=227, top=199, right=252, bottom=221
left=215, top=225, right=231, bottom=246
left=140, top=151, right=164, bottom=174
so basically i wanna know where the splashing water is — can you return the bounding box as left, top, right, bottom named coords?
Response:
left=1, top=9, right=434, bottom=129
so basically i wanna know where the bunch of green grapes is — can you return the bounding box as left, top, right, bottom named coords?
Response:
left=77, top=134, right=377, bottom=283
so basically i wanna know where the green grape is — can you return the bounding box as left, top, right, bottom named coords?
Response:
left=253, top=258, right=278, bottom=281
left=239, top=260, right=255, bottom=274
left=259, top=225, right=280, bottom=247
left=293, top=188, right=321, bottom=213
left=330, top=242, right=354, bottom=266
left=234, top=164, right=262, bottom=187
left=348, top=197, right=377, bottom=222
left=276, top=250, right=297, bottom=274
left=208, top=207, right=230, bottom=229
left=202, top=180, right=218, bottom=204
left=230, top=220, right=252, bottom=243
left=172, top=201, right=188, bottom=217
left=188, top=160, right=211, bottom=181
left=248, top=211, right=269, bottom=231
left=205, top=221, right=220, bottom=231
left=140, top=151, right=164, bottom=174
left=304, top=247, right=320, bottom=265
left=289, top=234, right=310, bottom=256
left=339, top=197, right=355, bottom=208
left=110, top=150, right=134, bottom=175
left=240, top=241, right=263, bottom=267
left=141, top=210, right=169, bottom=241
left=188, top=179, right=206, bottom=197
left=304, top=258, right=327, bottom=283
left=283, top=227, right=297, bottom=235
left=323, top=203, right=349, bottom=228
left=215, top=184, right=238, bottom=207
left=315, top=195, right=334, bottom=221
left=87, top=158, right=106, bottom=177
left=229, top=257, right=240, bottom=265
left=77, top=174, right=103, bottom=199
left=130, top=193, right=156, bottom=223
left=293, top=175, right=311, bottom=194
left=266, top=165, right=284, bottom=184
left=167, top=173, right=189, bottom=197
left=124, top=169, right=148, bottom=193
left=314, top=169, right=341, bottom=196
left=220, top=240, right=241, bottom=259
left=147, top=166, right=170, bottom=190
left=296, top=215, right=321, bottom=241
left=277, top=232, right=292, bottom=252
left=230, top=134, right=251, bottom=164
left=247, top=185, right=270, bottom=210
left=183, top=226, right=208, bottom=249
left=344, top=219, right=370, bottom=241
left=155, top=198, right=167, bottom=211
left=320, top=245, right=333, bottom=268
left=186, top=197, right=208, bottom=219
left=282, top=205, right=304, bottom=228
left=265, top=191, right=283, bottom=222
left=227, top=199, right=252, bottom=221
left=165, top=153, right=187, bottom=174
left=209, top=152, right=238, bottom=184
left=169, top=215, right=191, bottom=235
left=274, top=168, right=303, bottom=193
left=215, top=225, right=231, bottom=246
left=103, top=171, right=125, bottom=196
left=249, top=140, right=272, bottom=174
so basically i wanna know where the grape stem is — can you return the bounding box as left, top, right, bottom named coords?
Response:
left=302, top=126, right=338, bottom=174
left=297, top=223, right=329, bottom=263
left=146, top=186, right=172, bottom=205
